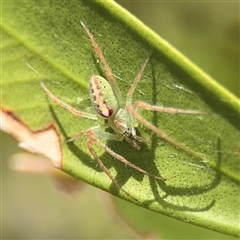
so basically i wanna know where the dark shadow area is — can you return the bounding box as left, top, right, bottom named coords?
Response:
left=48, top=104, right=102, bottom=173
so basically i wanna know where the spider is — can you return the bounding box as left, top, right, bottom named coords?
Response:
left=41, top=22, right=204, bottom=201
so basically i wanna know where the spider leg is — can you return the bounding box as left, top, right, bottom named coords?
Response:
left=41, top=82, right=97, bottom=120
left=133, top=101, right=206, bottom=115
left=80, top=22, right=114, bottom=82
left=67, top=125, right=122, bottom=142
left=126, top=57, right=150, bottom=105
left=124, top=136, right=141, bottom=149
left=86, top=138, right=137, bottom=201
left=124, top=135, right=149, bottom=150
left=69, top=126, right=138, bottom=200
left=125, top=56, right=205, bottom=159
left=127, top=105, right=204, bottom=161
left=126, top=57, right=205, bottom=115
left=69, top=126, right=165, bottom=197
left=94, top=137, right=165, bottom=181
left=80, top=22, right=124, bottom=107
left=82, top=127, right=164, bottom=180
left=67, top=131, right=86, bottom=142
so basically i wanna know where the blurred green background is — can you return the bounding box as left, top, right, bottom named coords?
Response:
left=2, top=1, right=239, bottom=239
left=120, top=1, right=239, bottom=98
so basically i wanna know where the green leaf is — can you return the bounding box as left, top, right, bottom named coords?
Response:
left=1, top=0, right=239, bottom=237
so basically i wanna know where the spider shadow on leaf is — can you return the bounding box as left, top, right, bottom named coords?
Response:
left=137, top=57, right=221, bottom=211
left=104, top=128, right=166, bottom=195
left=142, top=136, right=222, bottom=212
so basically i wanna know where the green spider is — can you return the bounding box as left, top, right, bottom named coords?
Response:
left=41, top=22, right=203, bottom=200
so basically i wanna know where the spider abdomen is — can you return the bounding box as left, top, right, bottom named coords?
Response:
left=90, top=75, right=119, bottom=118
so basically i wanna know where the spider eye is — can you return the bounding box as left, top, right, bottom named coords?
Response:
left=122, top=128, right=131, bottom=136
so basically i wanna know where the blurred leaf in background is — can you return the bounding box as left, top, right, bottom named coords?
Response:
left=119, top=1, right=239, bottom=98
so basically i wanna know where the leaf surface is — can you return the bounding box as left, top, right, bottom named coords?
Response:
left=1, top=1, right=239, bottom=237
